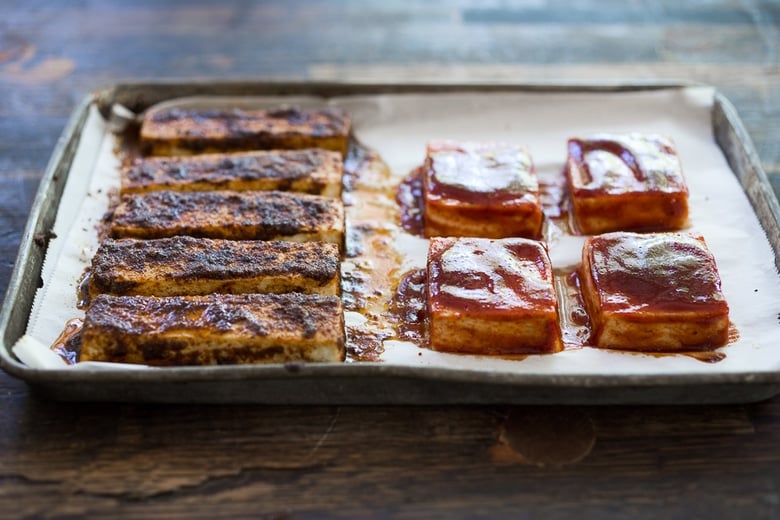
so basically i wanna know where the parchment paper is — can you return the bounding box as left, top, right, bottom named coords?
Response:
left=15, top=87, right=780, bottom=378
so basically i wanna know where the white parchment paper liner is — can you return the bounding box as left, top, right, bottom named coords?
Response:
left=15, top=88, right=780, bottom=378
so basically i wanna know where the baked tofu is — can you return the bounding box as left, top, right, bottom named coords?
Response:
left=427, top=237, right=562, bottom=355
left=423, top=141, right=543, bottom=239
left=122, top=149, right=343, bottom=197
left=566, top=133, right=689, bottom=235
left=89, top=237, right=341, bottom=298
left=109, top=190, right=344, bottom=245
left=580, top=231, right=729, bottom=351
left=140, top=107, right=351, bottom=157
left=80, top=293, right=345, bottom=365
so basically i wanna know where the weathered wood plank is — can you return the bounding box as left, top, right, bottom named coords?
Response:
left=0, top=399, right=777, bottom=517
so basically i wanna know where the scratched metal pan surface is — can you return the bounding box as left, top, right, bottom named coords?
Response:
left=1, top=80, right=779, bottom=404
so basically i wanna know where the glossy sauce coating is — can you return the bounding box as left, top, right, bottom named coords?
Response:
left=340, top=138, right=403, bottom=361
left=398, top=162, right=567, bottom=238
left=426, top=141, right=539, bottom=205
left=388, top=268, right=428, bottom=344
left=585, top=232, right=728, bottom=314
left=428, top=237, right=556, bottom=315
left=380, top=262, right=730, bottom=362
left=396, top=167, right=426, bottom=236
left=568, top=133, right=687, bottom=195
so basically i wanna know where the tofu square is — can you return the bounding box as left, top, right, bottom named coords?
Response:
left=427, top=237, right=562, bottom=355
left=580, top=231, right=730, bottom=351
left=566, top=133, right=689, bottom=235
left=423, top=141, right=543, bottom=239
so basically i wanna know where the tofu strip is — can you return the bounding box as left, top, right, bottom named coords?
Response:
left=109, top=190, right=344, bottom=244
left=80, top=293, right=345, bottom=365
left=140, top=107, right=351, bottom=157
left=89, top=237, right=341, bottom=299
left=122, top=149, right=343, bottom=198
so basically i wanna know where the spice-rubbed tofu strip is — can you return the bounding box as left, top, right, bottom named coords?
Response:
left=122, top=149, right=343, bottom=197
left=140, top=107, right=351, bottom=157
left=80, top=293, right=345, bottom=365
left=109, top=190, right=344, bottom=245
left=89, top=237, right=341, bottom=299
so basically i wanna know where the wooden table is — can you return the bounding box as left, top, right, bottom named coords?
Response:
left=1, top=2, right=779, bottom=518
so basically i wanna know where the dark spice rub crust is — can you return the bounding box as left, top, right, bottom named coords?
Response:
left=140, top=107, right=351, bottom=157
left=109, top=190, right=344, bottom=244
left=90, top=237, right=341, bottom=298
left=80, top=293, right=345, bottom=365
left=122, top=149, right=343, bottom=197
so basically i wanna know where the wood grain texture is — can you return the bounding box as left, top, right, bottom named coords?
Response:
left=0, top=1, right=779, bottom=518
left=0, top=402, right=778, bottom=518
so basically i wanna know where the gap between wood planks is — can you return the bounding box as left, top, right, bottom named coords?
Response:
left=307, top=62, right=779, bottom=86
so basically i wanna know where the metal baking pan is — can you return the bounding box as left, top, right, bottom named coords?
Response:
left=1, top=80, right=779, bottom=404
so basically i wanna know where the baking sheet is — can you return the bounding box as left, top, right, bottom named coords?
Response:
left=4, top=82, right=780, bottom=403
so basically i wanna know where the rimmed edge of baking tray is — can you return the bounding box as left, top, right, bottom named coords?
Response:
left=2, top=79, right=779, bottom=404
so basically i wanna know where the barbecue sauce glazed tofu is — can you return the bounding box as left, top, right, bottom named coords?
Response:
left=566, top=133, right=689, bottom=234
left=580, top=231, right=729, bottom=351
left=427, top=237, right=562, bottom=354
left=423, top=141, right=543, bottom=239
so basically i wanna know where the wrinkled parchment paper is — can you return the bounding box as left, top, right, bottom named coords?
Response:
left=15, top=87, right=780, bottom=377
